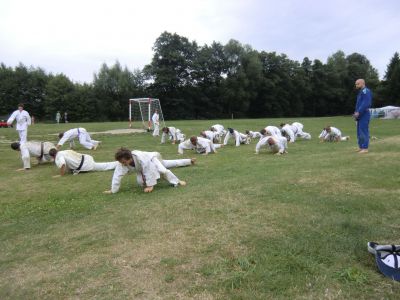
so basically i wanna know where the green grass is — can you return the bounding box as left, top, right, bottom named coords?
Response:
left=1, top=117, right=400, bottom=299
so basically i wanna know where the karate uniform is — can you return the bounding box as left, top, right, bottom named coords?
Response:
left=57, top=128, right=99, bottom=149
left=152, top=112, right=160, bottom=136
left=110, top=150, right=191, bottom=193
left=202, top=130, right=219, bottom=142
left=281, top=122, right=311, bottom=142
left=55, top=150, right=117, bottom=174
left=319, top=127, right=348, bottom=142
left=265, top=126, right=282, bottom=137
left=178, top=137, right=221, bottom=154
left=355, top=87, right=372, bottom=149
left=19, top=141, right=56, bottom=169
left=161, top=127, right=185, bottom=143
left=7, top=109, right=31, bottom=143
left=223, top=130, right=250, bottom=146
left=211, top=124, right=225, bottom=135
left=255, top=136, right=288, bottom=154
left=247, top=131, right=263, bottom=139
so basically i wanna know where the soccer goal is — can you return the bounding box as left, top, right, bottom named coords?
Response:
left=128, top=98, right=165, bottom=130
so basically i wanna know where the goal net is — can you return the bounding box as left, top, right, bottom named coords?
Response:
left=129, top=98, right=165, bottom=130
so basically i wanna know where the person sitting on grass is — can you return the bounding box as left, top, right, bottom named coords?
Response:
left=104, top=148, right=195, bottom=194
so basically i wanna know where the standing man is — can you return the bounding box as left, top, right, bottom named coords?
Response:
left=152, top=109, right=160, bottom=137
left=7, top=103, right=31, bottom=144
left=56, top=111, right=61, bottom=124
left=354, top=79, right=372, bottom=154
left=64, top=112, right=68, bottom=123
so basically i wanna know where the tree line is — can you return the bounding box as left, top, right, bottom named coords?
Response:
left=1, top=31, right=399, bottom=121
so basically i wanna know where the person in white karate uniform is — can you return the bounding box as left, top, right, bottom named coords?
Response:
left=7, top=103, right=31, bottom=144
left=210, top=124, right=226, bottom=143
left=223, top=128, right=250, bottom=146
left=178, top=136, right=222, bottom=155
left=11, top=141, right=56, bottom=170
left=255, top=136, right=288, bottom=155
left=262, top=126, right=283, bottom=138
left=49, top=149, right=117, bottom=177
left=152, top=110, right=160, bottom=137
left=57, top=128, right=100, bottom=150
left=200, top=130, right=220, bottom=143
left=280, top=122, right=311, bottom=143
left=161, top=127, right=185, bottom=144
left=103, top=148, right=194, bottom=194
left=245, top=130, right=263, bottom=139
left=319, top=126, right=350, bottom=142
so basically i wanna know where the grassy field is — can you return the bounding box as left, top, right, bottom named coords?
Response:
left=0, top=117, right=399, bottom=299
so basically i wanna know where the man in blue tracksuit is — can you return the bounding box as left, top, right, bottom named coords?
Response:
left=353, top=79, right=372, bottom=153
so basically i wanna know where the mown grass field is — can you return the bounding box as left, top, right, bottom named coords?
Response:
left=0, top=117, right=399, bottom=299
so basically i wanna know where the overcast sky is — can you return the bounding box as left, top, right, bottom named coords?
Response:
left=1, top=0, right=399, bottom=83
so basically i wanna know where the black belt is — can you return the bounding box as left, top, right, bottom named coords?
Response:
left=75, top=155, right=85, bottom=172
left=39, top=142, right=44, bottom=160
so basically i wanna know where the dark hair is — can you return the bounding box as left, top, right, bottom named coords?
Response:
left=162, top=127, right=169, bottom=133
left=228, top=128, right=234, bottom=134
left=280, top=123, right=286, bottom=127
left=190, top=136, right=197, bottom=144
left=18, top=103, right=24, bottom=108
left=58, top=132, right=64, bottom=139
left=11, top=142, right=20, bottom=150
left=49, top=148, right=58, bottom=157
left=260, top=129, right=266, bottom=135
left=115, top=147, right=132, bottom=161
left=245, top=130, right=250, bottom=134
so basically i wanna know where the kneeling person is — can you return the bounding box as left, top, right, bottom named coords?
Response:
left=49, top=149, right=117, bottom=177
left=105, top=148, right=193, bottom=194
left=11, top=141, right=56, bottom=171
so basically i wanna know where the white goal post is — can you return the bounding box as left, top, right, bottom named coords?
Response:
left=128, top=98, right=165, bottom=130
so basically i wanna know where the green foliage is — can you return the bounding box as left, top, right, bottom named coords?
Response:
left=0, top=32, right=398, bottom=122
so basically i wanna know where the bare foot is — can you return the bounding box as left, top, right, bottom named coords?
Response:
left=144, top=186, right=154, bottom=193
left=16, top=168, right=29, bottom=171
left=103, top=190, right=112, bottom=194
left=358, top=149, right=369, bottom=154
left=179, top=180, right=187, bottom=186
left=190, top=158, right=196, bottom=165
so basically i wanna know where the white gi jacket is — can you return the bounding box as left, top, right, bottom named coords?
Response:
left=248, top=131, right=263, bottom=139
left=265, top=126, right=282, bottom=137
left=224, top=130, right=249, bottom=146
left=178, top=137, right=216, bottom=154
left=20, top=141, right=56, bottom=169
left=111, top=151, right=180, bottom=193
left=256, top=136, right=288, bottom=154
left=7, top=109, right=31, bottom=131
